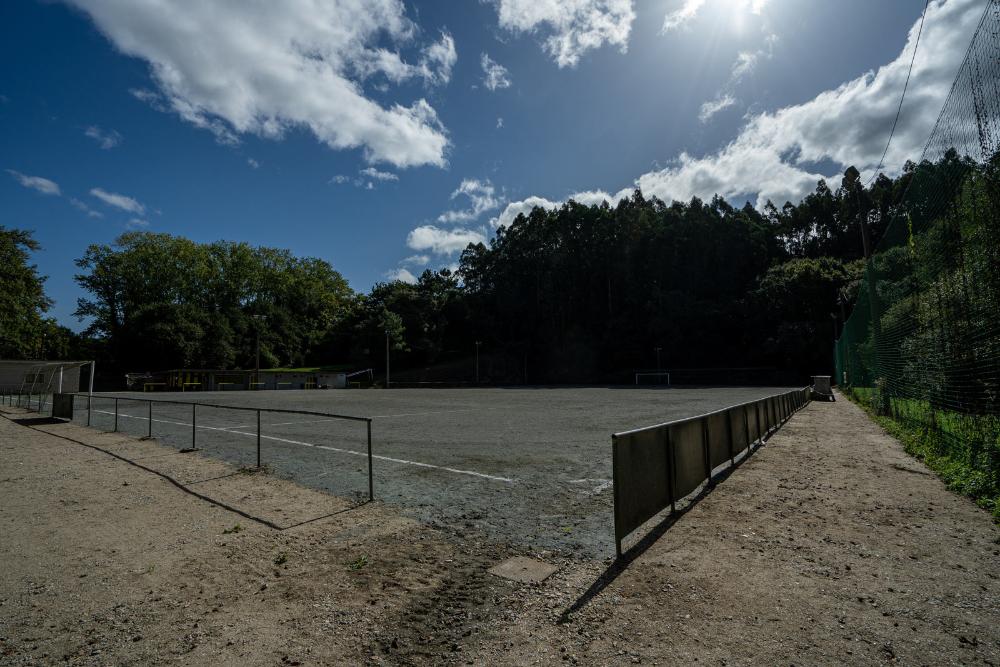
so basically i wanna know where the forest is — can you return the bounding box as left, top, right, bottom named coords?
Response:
left=1, top=158, right=926, bottom=386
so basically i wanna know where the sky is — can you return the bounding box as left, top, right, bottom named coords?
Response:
left=0, top=0, right=988, bottom=331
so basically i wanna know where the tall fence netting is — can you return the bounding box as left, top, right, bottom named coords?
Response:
left=835, top=1, right=1000, bottom=502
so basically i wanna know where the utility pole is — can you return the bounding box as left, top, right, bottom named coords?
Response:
left=253, top=314, right=266, bottom=389
left=475, top=341, right=482, bottom=384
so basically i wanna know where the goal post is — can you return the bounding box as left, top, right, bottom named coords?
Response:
left=634, top=371, right=671, bottom=386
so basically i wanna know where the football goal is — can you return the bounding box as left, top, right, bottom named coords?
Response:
left=634, top=371, right=671, bottom=386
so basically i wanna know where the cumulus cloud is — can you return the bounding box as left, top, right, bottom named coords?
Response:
left=490, top=190, right=616, bottom=229
left=481, top=53, right=512, bottom=91
left=90, top=187, right=145, bottom=214
left=403, top=254, right=430, bottom=266
left=493, top=0, right=635, bottom=68
left=496, top=117, right=504, bottom=129
left=247, top=158, right=260, bottom=169
left=438, top=178, right=502, bottom=223
left=639, top=0, right=982, bottom=207
left=500, top=0, right=983, bottom=216
left=385, top=267, right=418, bottom=283
left=5, top=169, right=61, bottom=196
left=67, top=0, right=451, bottom=168
left=84, top=125, right=122, bottom=149
left=407, top=225, right=487, bottom=255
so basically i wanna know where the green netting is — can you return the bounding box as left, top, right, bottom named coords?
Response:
left=835, top=2, right=1000, bottom=501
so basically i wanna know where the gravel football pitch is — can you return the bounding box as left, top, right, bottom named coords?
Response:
left=71, top=385, right=796, bottom=557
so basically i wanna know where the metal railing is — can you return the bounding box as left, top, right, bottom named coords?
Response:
left=611, top=387, right=811, bottom=557
left=2, top=390, right=375, bottom=502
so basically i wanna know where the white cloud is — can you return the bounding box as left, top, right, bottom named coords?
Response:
left=84, top=125, right=122, bottom=149
left=68, top=0, right=451, bottom=168
left=360, top=167, right=399, bottom=181
left=438, top=178, right=501, bottom=223
left=494, top=0, right=635, bottom=68
left=698, top=94, right=736, bottom=122
left=126, top=218, right=150, bottom=229
left=333, top=167, right=399, bottom=188
left=662, top=0, right=769, bottom=32
left=496, top=117, right=504, bottom=129
left=403, top=254, right=430, bottom=266
left=481, top=53, right=512, bottom=91
left=637, top=0, right=983, bottom=207
left=5, top=169, right=61, bottom=196
left=70, top=198, right=103, bottom=218
left=90, top=187, right=145, bottom=214
left=661, top=0, right=705, bottom=32
left=247, top=158, right=260, bottom=169
left=386, top=267, right=417, bottom=283
left=407, top=225, right=486, bottom=255
left=490, top=190, right=615, bottom=229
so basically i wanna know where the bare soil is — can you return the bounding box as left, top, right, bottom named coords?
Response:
left=1, top=392, right=998, bottom=666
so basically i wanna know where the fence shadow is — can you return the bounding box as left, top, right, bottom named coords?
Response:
left=558, top=442, right=761, bottom=624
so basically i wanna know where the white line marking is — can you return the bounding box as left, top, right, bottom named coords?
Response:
left=91, top=410, right=514, bottom=483
left=370, top=408, right=494, bottom=419
left=569, top=478, right=613, bottom=495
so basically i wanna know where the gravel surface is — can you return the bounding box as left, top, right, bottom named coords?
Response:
left=2, top=391, right=997, bottom=665
left=69, top=386, right=795, bottom=557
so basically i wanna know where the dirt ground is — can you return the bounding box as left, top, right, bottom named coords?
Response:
left=1, top=392, right=998, bottom=666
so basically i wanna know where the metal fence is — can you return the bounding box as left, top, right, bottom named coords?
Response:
left=611, top=387, right=811, bottom=557
left=1, top=389, right=375, bottom=502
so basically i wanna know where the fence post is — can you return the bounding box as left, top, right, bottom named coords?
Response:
left=701, top=419, right=712, bottom=484
left=367, top=419, right=374, bottom=502
left=666, top=427, right=676, bottom=514
left=755, top=402, right=762, bottom=444
left=148, top=401, right=153, bottom=438
left=256, top=409, right=261, bottom=468
left=192, top=403, right=197, bottom=449
left=726, top=410, right=735, bottom=466
left=88, top=394, right=92, bottom=427
left=114, top=398, right=119, bottom=432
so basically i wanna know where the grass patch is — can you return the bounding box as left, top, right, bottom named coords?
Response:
left=347, top=555, right=368, bottom=571
left=273, top=552, right=288, bottom=566
left=222, top=523, right=243, bottom=534
left=844, top=387, right=999, bottom=522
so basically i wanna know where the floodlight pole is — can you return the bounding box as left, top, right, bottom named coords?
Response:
left=385, top=329, right=390, bottom=389
left=655, top=347, right=662, bottom=372
left=475, top=341, right=482, bottom=384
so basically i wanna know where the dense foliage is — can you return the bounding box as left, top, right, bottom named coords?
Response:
left=0, top=226, right=82, bottom=362
left=10, top=161, right=941, bottom=383
left=74, top=232, right=352, bottom=372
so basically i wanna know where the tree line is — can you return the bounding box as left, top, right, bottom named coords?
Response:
left=2, top=157, right=952, bottom=386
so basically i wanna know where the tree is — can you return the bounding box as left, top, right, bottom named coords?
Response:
left=0, top=227, right=53, bottom=359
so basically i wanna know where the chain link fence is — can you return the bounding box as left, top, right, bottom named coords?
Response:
left=835, top=1, right=1000, bottom=510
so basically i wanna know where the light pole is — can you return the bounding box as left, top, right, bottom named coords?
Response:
left=655, top=346, right=662, bottom=371
left=475, top=341, right=482, bottom=384
left=385, top=329, right=390, bottom=389
left=253, top=314, right=266, bottom=389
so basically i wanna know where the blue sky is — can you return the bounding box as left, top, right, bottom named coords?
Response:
left=0, top=0, right=984, bottom=331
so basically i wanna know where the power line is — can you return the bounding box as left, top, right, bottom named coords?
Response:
left=867, top=0, right=931, bottom=185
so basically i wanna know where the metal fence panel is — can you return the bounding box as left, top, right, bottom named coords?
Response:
left=728, top=406, right=748, bottom=454
left=612, top=428, right=670, bottom=547
left=706, top=412, right=730, bottom=469
left=671, top=420, right=706, bottom=501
